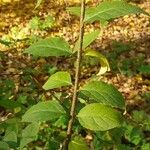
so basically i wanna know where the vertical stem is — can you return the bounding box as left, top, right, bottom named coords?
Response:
left=62, top=0, right=86, bottom=149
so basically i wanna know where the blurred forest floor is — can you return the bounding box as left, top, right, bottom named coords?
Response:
left=0, top=0, right=150, bottom=114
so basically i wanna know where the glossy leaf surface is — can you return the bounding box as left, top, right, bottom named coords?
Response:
left=22, top=100, right=66, bottom=122
left=80, top=81, right=125, bottom=109
left=25, top=37, right=72, bottom=57
left=43, top=71, right=72, bottom=90
left=20, top=122, right=40, bottom=149
left=74, top=30, right=100, bottom=52
left=78, top=103, right=123, bottom=131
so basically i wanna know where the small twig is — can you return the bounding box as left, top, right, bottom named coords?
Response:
left=62, top=0, right=86, bottom=149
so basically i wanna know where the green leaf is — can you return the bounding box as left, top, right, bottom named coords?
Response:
left=67, top=2, right=149, bottom=23
left=77, top=103, right=123, bottom=131
left=132, top=110, right=147, bottom=123
left=54, top=115, right=68, bottom=129
left=69, top=136, right=89, bottom=150
left=3, top=131, right=17, bottom=148
left=74, top=30, right=100, bottom=52
left=0, top=99, right=22, bottom=109
left=85, top=49, right=110, bottom=75
left=0, top=141, right=9, bottom=150
left=116, top=144, right=130, bottom=150
left=142, top=143, right=150, bottom=150
left=3, top=119, right=18, bottom=148
left=132, top=110, right=150, bottom=131
left=22, top=100, right=66, bottom=122
left=84, top=1, right=149, bottom=23
left=79, top=81, right=125, bottom=109
left=45, top=140, right=60, bottom=150
left=42, top=71, right=72, bottom=90
left=20, top=122, right=40, bottom=149
left=67, top=7, right=80, bottom=16
left=3, top=118, right=19, bottom=133
left=24, top=37, right=72, bottom=57
left=100, top=19, right=109, bottom=28
left=124, top=124, right=143, bottom=145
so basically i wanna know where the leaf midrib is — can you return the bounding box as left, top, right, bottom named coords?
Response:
left=85, top=5, right=136, bottom=22
left=83, top=88, right=120, bottom=107
left=29, top=44, right=71, bottom=54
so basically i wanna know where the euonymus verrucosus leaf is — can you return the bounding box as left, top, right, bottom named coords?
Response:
left=22, top=100, right=66, bottom=122
left=24, top=37, right=73, bottom=57
left=85, top=49, right=110, bottom=75
left=69, top=136, right=89, bottom=150
left=20, top=122, right=40, bottom=149
left=84, top=1, right=149, bottom=23
left=3, top=131, right=17, bottom=148
left=77, top=103, right=123, bottom=131
left=43, top=71, right=72, bottom=90
left=0, top=141, right=9, bottom=150
left=74, top=30, right=100, bottom=52
left=67, top=1, right=149, bottom=23
left=79, top=81, right=125, bottom=109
